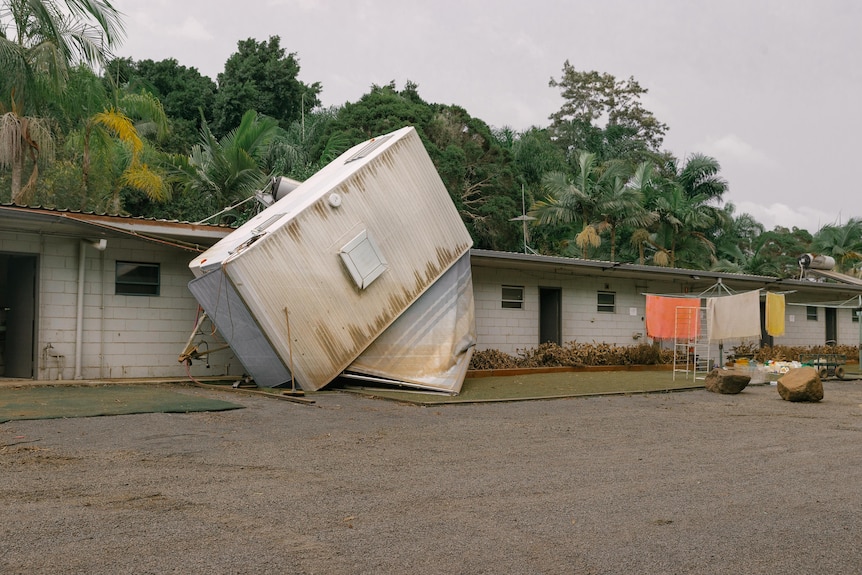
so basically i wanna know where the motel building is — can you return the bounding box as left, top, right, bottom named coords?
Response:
left=2, top=204, right=861, bottom=387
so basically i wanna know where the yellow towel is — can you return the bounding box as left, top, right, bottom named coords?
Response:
left=765, top=292, right=785, bottom=337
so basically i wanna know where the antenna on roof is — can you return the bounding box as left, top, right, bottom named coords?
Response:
left=509, top=184, right=536, bottom=255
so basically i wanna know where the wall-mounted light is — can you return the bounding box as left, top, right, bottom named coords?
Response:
left=87, top=238, right=108, bottom=251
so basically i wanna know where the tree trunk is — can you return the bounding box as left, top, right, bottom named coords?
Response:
left=10, top=156, right=23, bottom=204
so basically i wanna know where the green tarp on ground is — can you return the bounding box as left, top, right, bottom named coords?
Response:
left=0, top=385, right=243, bottom=423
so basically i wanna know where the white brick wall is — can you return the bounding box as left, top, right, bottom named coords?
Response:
left=1, top=231, right=242, bottom=381
left=472, top=266, right=859, bottom=357
left=6, top=223, right=861, bottom=381
left=473, top=266, right=673, bottom=354
left=773, top=305, right=860, bottom=347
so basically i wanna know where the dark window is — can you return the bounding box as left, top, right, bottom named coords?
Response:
left=116, top=262, right=160, bottom=296
left=806, top=306, right=818, bottom=321
left=853, top=309, right=861, bottom=323
left=597, top=291, right=616, bottom=313
left=502, top=286, right=524, bottom=309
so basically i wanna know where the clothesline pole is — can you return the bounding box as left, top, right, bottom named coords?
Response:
left=858, top=295, right=862, bottom=367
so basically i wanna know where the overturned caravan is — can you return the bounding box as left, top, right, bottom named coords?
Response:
left=187, top=126, right=476, bottom=393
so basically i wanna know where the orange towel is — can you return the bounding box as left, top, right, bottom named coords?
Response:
left=645, top=295, right=701, bottom=339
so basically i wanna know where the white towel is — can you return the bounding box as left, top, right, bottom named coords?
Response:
left=707, top=290, right=761, bottom=341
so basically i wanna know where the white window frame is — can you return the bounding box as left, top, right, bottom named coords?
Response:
left=502, top=285, right=524, bottom=309
left=597, top=291, right=616, bottom=313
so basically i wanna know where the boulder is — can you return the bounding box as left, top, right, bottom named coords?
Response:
left=777, top=366, right=824, bottom=402
left=704, top=368, right=751, bottom=394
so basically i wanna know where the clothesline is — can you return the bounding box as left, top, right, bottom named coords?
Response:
left=645, top=286, right=782, bottom=341
left=640, top=276, right=802, bottom=299
left=642, top=287, right=796, bottom=298
left=785, top=295, right=862, bottom=309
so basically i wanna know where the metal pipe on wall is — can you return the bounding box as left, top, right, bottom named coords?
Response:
left=75, top=239, right=107, bottom=379
left=74, top=240, right=86, bottom=379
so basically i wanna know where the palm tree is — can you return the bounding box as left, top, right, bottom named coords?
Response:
left=812, top=218, right=862, bottom=274
left=595, top=161, right=657, bottom=262
left=712, top=203, right=765, bottom=268
left=531, top=151, right=606, bottom=258
left=675, top=153, right=728, bottom=201
left=57, top=65, right=169, bottom=211
left=261, top=107, right=349, bottom=182
left=169, top=110, right=283, bottom=223
left=646, top=154, right=731, bottom=268
left=649, top=185, right=715, bottom=267
left=94, top=107, right=171, bottom=214
left=0, top=0, right=124, bottom=204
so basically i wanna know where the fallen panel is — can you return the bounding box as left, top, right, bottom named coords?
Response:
left=188, top=126, right=473, bottom=391
left=343, top=251, right=476, bottom=394
left=187, top=268, right=291, bottom=388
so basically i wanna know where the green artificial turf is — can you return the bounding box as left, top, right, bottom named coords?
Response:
left=0, top=385, right=243, bottom=423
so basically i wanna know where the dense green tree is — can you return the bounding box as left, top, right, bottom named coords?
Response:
left=495, top=127, right=567, bottom=254
left=425, top=105, right=521, bottom=250
left=261, top=106, right=349, bottom=182
left=738, top=227, right=813, bottom=278
left=506, top=127, right=566, bottom=189
left=548, top=61, right=668, bottom=165
left=106, top=57, right=217, bottom=153
left=212, top=36, right=320, bottom=138
left=0, top=0, right=123, bottom=203
left=323, top=81, right=434, bottom=145
left=325, top=82, right=521, bottom=251
left=711, top=203, right=765, bottom=269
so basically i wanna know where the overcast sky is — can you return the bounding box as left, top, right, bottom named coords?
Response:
left=111, top=0, right=861, bottom=233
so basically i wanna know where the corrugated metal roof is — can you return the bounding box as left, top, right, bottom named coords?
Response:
left=0, top=204, right=232, bottom=251
left=470, top=249, right=862, bottom=298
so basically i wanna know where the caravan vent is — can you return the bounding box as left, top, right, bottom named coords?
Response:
left=339, top=229, right=387, bottom=289
left=344, top=135, right=392, bottom=163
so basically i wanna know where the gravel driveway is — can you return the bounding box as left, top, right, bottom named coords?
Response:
left=3, top=381, right=862, bottom=574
